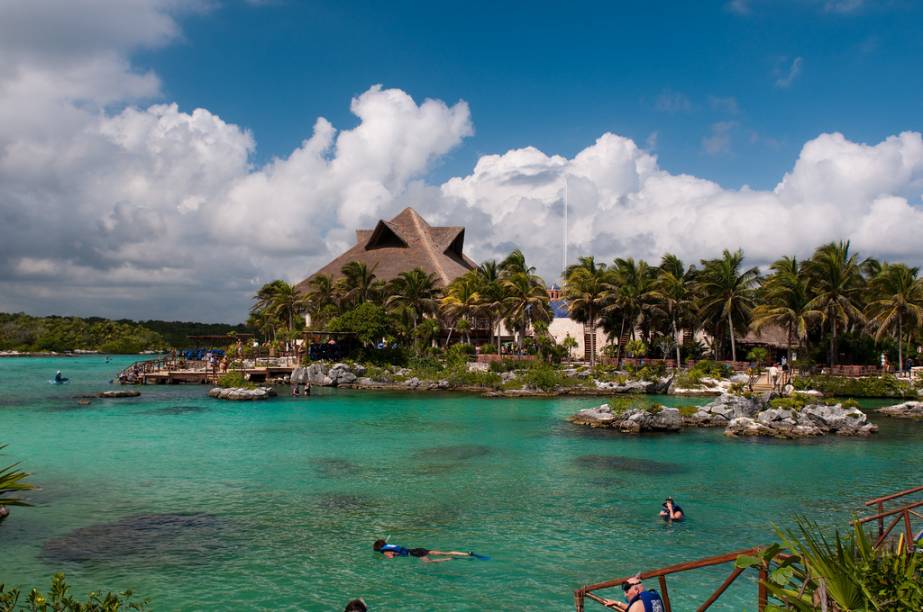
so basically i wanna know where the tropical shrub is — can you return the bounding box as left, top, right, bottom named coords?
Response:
left=677, top=405, right=700, bottom=417
left=737, top=517, right=923, bottom=611
left=607, top=396, right=648, bottom=415
left=446, top=342, right=476, bottom=365
left=444, top=366, right=502, bottom=388
left=216, top=372, right=255, bottom=389
left=478, top=343, right=497, bottom=354
left=488, top=359, right=526, bottom=373
left=0, top=573, right=148, bottom=611
left=691, top=360, right=733, bottom=378
left=520, top=362, right=574, bottom=391
left=792, top=375, right=913, bottom=398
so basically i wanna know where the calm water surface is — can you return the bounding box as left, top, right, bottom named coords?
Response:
left=1, top=356, right=921, bottom=611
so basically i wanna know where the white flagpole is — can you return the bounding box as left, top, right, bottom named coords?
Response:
left=563, top=175, right=568, bottom=276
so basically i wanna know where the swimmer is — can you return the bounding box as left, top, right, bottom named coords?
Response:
left=659, top=497, right=684, bottom=522
left=373, top=539, right=479, bottom=563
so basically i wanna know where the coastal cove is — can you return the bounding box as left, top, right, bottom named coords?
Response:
left=2, top=356, right=922, bottom=610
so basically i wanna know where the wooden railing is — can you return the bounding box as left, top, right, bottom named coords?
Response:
left=574, top=548, right=770, bottom=612
left=858, top=485, right=923, bottom=552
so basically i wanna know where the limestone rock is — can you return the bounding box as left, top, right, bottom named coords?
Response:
left=208, top=387, right=276, bottom=401
left=570, top=404, right=681, bottom=433
left=685, top=393, right=765, bottom=427
left=879, top=401, right=923, bottom=419
left=725, top=403, right=877, bottom=438
left=97, top=390, right=141, bottom=398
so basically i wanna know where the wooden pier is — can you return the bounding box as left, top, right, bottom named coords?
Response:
left=118, top=356, right=299, bottom=385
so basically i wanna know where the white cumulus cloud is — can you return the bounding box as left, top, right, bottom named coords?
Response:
left=1, top=0, right=922, bottom=323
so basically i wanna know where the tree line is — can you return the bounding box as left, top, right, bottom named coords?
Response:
left=248, top=250, right=553, bottom=357
left=563, top=241, right=923, bottom=369
left=250, top=240, right=923, bottom=369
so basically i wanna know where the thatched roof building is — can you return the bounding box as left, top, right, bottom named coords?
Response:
left=296, top=207, right=477, bottom=291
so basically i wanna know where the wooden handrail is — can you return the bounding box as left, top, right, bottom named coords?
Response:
left=855, top=499, right=923, bottom=524
left=576, top=548, right=766, bottom=612
left=864, top=485, right=923, bottom=506
left=580, top=548, right=758, bottom=593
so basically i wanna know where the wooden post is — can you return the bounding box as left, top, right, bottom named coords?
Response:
left=658, top=575, right=672, bottom=612
left=574, top=588, right=584, bottom=612
left=757, top=567, right=768, bottom=611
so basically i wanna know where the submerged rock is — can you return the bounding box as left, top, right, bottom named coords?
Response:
left=570, top=403, right=682, bottom=433
left=575, top=454, right=685, bottom=474
left=208, top=387, right=276, bottom=401
left=878, top=401, right=923, bottom=419
left=42, top=513, right=223, bottom=563
left=725, top=403, right=878, bottom=438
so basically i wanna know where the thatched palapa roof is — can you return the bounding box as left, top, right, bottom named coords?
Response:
left=296, top=207, right=477, bottom=292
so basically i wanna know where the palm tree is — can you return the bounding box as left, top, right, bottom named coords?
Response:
left=751, top=256, right=820, bottom=364
left=502, top=272, right=551, bottom=353
left=696, top=249, right=759, bottom=362
left=500, top=248, right=535, bottom=276
left=651, top=253, right=696, bottom=366
left=440, top=274, right=482, bottom=346
left=341, top=261, right=378, bottom=305
left=564, top=257, right=611, bottom=366
left=386, top=268, right=438, bottom=329
left=269, top=281, right=306, bottom=333
left=805, top=241, right=866, bottom=367
left=251, top=279, right=291, bottom=340
left=865, top=263, right=923, bottom=371
left=304, top=274, right=340, bottom=328
left=476, top=260, right=506, bottom=351
left=602, top=257, right=656, bottom=365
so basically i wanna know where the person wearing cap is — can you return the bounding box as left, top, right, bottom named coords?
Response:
left=600, top=574, right=666, bottom=612
left=659, top=497, right=684, bottom=522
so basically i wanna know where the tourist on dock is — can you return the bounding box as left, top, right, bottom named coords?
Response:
left=600, top=574, right=665, bottom=612
left=373, top=539, right=474, bottom=563
left=768, top=363, right=779, bottom=391
left=659, top=497, right=684, bottom=522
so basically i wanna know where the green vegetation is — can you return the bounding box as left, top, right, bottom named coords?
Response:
left=216, top=372, right=255, bottom=389
left=1, top=444, right=36, bottom=511
left=0, top=313, right=167, bottom=353
left=768, top=394, right=862, bottom=411
left=134, top=320, right=251, bottom=349
left=0, top=573, right=148, bottom=611
left=519, top=362, right=576, bottom=391
left=737, top=517, right=922, bottom=611
left=793, top=374, right=914, bottom=398
left=606, top=396, right=650, bottom=415
left=244, top=240, right=923, bottom=372
left=674, top=360, right=734, bottom=388
left=677, top=405, right=700, bottom=417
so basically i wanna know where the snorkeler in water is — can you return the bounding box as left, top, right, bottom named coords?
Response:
left=373, top=539, right=487, bottom=562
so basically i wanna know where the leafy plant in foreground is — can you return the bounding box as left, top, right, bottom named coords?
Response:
left=737, top=516, right=923, bottom=611
left=0, top=573, right=148, bottom=611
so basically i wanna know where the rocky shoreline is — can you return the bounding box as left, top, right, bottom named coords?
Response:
left=878, top=401, right=923, bottom=419
left=569, top=393, right=878, bottom=439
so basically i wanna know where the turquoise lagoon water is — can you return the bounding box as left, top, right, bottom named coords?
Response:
left=1, top=356, right=921, bottom=611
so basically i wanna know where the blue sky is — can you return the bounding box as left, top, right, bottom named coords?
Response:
left=2, top=0, right=923, bottom=321
left=140, top=0, right=922, bottom=190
